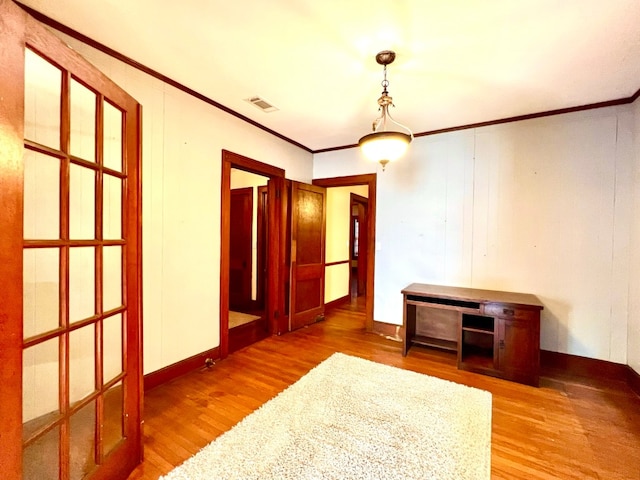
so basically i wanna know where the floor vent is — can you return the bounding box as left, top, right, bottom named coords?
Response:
left=245, top=96, right=278, bottom=112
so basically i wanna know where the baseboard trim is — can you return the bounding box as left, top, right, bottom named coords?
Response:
left=324, top=294, right=350, bottom=311
left=372, top=321, right=403, bottom=342
left=627, top=365, right=640, bottom=397
left=144, top=347, right=220, bottom=392
left=539, top=350, right=629, bottom=382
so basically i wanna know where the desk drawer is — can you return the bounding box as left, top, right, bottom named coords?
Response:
left=483, top=303, right=537, bottom=320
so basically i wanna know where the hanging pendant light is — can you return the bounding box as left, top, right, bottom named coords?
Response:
left=358, top=50, right=413, bottom=171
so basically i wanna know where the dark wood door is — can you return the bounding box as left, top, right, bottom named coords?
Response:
left=229, top=187, right=253, bottom=310
left=289, top=182, right=326, bottom=331
left=0, top=3, right=142, bottom=479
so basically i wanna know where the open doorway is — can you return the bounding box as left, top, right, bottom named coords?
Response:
left=228, top=169, right=269, bottom=351
left=350, top=193, right=369, bottom=299
left=220, top=150, right=284, bottom=358
left=313, top=174, right=376, bottom=332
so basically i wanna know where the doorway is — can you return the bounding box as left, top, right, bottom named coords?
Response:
left=227, top=169, right=270, bottom=352
left=350, top=193, right=369, bottom=298
left=220, top=151, right=284, bottom=358
left=313, top=174, right=377, bottom=332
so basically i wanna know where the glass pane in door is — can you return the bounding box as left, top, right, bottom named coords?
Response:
left=103, top=101, right=123, bottom=172
left=69, top=164, right=96, bottom=240
left=103, top=246, right=122, bottom=311
left=103, top=381, right=124, bottom=456
left=23, top=338, right=60, bottom=437
left=23, top=248, right=60, bottom=339
left=69, top=324, right=96, bottom=404
left=69, top=400, right=96, bottom=480
left=103, top=313, right=122, bottom=383
left=69, top=247, right=96, bottom=323
left=23, top=150, right=60, bottom=240
left=70, top=78, right=96, bottom=162
left=23, top=425, right=60, bottom=480
left=103, top=174, right=122, bottom=239
left=24, top=48, right=61, bottom=149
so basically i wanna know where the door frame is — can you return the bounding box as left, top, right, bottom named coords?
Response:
left=313, top=174, right=376, bottom=332
left=220, top=150, right=284, bottom=359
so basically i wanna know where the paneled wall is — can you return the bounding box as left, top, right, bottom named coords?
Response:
left=57, top=33, right=313, bottom=375
left=628, top=99, right=640, bottom=373
left=314, top=105, right=636, bottom=365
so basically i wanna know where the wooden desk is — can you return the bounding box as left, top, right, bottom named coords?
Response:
left=402, top=283, right=544, bottom=386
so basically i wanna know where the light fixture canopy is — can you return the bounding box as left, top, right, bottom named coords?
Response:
left=358, top=50, right=413, bottom=171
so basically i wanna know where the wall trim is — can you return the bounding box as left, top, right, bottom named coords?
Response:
left=144, top=347, right=220, bottom=392
left=627, top=365, right=640, bottom=398
left=313, top=88, right=640, bottom=154
left=325, top=259, right=350, bottom=268
left=539, top=350, right=629, bottom=381
left=372, top=321, right=402, bottom=342
left=324, top=294, right=350, bottom=311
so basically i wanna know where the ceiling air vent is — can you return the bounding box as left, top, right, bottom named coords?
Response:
left=245, top=96, right=278, bottom=113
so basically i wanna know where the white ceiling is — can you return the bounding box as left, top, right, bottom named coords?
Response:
left=18, top=0, right=640, bottom=152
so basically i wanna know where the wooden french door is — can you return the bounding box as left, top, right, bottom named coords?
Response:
left=0, top=2, right=142, bottom=479
left=289, top=182, right=326, bottom=330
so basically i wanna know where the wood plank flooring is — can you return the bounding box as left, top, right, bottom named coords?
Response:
left=127, top=298, right=640, bottom=480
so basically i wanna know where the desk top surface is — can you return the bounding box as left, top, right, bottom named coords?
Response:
left=401, top=283, right=544, bottom=309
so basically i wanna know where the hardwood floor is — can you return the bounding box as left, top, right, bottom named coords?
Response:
left=127, top=297, right=640, bottom=479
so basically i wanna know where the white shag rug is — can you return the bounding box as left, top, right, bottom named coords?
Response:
left=160, top=352, right=492, bottom=480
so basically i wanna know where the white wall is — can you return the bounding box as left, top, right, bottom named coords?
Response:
left=314, top=106, right=635, bottom=364
left=58, top=33, right=314, bottom=374
left=324, top=185, right=368, bottom=303
left=628, top=99, right=640, bottom=374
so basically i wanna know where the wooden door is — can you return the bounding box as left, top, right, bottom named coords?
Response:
left=229, top=187, right=253, bottom=310
left=289, top=182, right=326, bottom=330
left=0, top=3, right=142, bottom=479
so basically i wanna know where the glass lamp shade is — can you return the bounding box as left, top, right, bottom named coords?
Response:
left=358, top=131, right=412, bottom=164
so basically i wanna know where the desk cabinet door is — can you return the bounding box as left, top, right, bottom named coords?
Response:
left=497, top=317, right=537, bottom=383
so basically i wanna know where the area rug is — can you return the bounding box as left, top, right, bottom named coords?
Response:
left=160, top=352, right=492, bottom=480
left=229, top=311, right=261, bottom=329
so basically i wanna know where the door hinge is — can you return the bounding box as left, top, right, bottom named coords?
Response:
left=274, top=310, right=280, bottom=318
left=276, top=188, right=281, bottom=199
